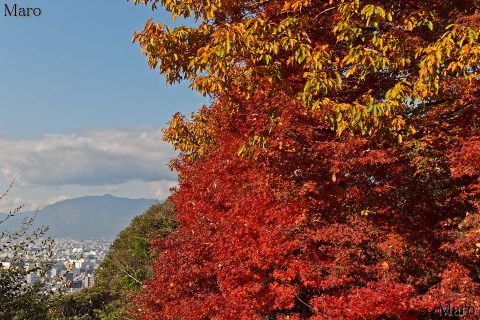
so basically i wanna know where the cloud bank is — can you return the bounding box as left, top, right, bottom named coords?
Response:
left=0, top=127, right=177, bottom=187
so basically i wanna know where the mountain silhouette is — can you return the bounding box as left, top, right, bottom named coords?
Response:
left=0, top=194, right=156, bottom=240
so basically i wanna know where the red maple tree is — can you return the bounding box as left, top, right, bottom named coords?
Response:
left=131, top=0, right=480, bottom=318
left=133, top=88, right=478, bottom=319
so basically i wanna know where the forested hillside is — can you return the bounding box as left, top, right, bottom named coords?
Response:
left=48, top=201, right=176, bottom=319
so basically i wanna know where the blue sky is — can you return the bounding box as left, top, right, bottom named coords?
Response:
left=0, top=0, right=206, bottom=210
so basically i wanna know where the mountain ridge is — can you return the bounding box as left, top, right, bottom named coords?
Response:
left=0, top=194, right=157, bottom=240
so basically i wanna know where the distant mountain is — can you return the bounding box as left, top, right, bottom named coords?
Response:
left=0, top=194, right=157, bottom=240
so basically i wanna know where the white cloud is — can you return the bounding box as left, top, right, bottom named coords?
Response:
left=0, top=195, right=39, bottom=213
left=0, top=194, right=74, bottom=214
left=0, top=126, right=177, bottom=187
left=44, top=195, right=71, bottom=206
left=148, top=180, right=178, bottom=200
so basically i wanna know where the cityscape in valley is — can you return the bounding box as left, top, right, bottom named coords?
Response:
left=1, top=238, right=111, bottom=292
left=0, top=195, right=156, bottom=293
left=48, top=238, right=111, bottom=292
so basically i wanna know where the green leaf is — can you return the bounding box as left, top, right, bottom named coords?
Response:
left=427, top=21, right=433, bottom=31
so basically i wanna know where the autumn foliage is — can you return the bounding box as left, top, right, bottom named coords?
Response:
left=132, top=0, right=480, bottom=319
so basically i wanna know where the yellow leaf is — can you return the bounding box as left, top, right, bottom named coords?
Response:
left=408, top=126, right=417, bottom=135
left=407, top=21, right=414, bottom=31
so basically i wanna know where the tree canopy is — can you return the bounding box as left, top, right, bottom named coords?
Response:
left=135, top=0, right=479, bottom=143
left=131, top=0, right=480, bottom=319
left=94, top=201, right=176, bottom=319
